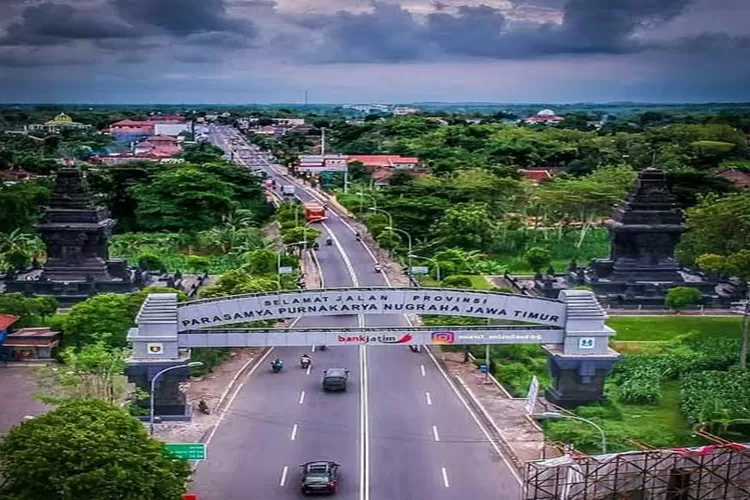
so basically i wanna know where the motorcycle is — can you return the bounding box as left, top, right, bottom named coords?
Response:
left=197, top=399, right=210, bottom=415
left=271, top=360, right=284, bottom=373
left=374, top=264, right=382, bottom=273
left=326, top=238, right=332, bottom=246
left=318, top=345, right=328, bottom=351
left=355, top=233, right=362, bottom=242
left=300, top=356, right=312, bottom=369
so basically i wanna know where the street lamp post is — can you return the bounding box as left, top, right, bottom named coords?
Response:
left=150, top=361, right=204, bottom=436
left=536, top=412, right=607, bottom=454
left=368, top=207, right=393, bottom=230
left=408, top=253, right=441, bottom=282
left=386, top=226, right=413, bottom=271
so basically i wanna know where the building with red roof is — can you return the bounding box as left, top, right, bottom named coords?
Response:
left=107, top=120, right=155, bottom=142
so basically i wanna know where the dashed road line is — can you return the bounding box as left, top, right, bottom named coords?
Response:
left=280, top=466, right=289, bottom=487
left=290, top=423, right=298, bottom=441
left=425, top=392, right=432, bottom=406
left=432, top=425, right=440, bottom=442
left=298, top=391, right=306, bottom=405
left=441, top=467, right=450, bottom=488
left=420, top=364, right=426, bottom=377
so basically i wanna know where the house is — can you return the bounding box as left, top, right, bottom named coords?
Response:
left=524, top=109, right=565, bottom=125
left=714, top=168, right=750, bottom=189
left=0, top=326, right=61, bottom=361
left=133, top=135, right=181, bottom=158
left=347, top=155, right=421, bottom=171
left=27, top=113, right=91, bottom=134
left=0, top=168, right=38, bottom=184
left=146, top=114, right=186, bottom=124
left=107, top=120, right=155, bottom=142
left=520, top=166, right=563, bottom=184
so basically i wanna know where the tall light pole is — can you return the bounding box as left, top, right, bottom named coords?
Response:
left=537, top=412, right=607, bottom=454
left=385, top=226, right=412, bottom=270
left=409, top=253, right=441, bottom=282
left=368, top=207, right=393, bottom=229
left=356, top=191, right=378, bottom=214
left=150, top=361, right=204, bottom=436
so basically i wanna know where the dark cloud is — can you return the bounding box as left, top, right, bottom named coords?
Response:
left=300, top=3, right=425, bottom=62
left=0, top=47, right=88, bottom=67
left=183, top=31, right=256, bottom=49
left=112, top=0, right=256, bottom=37
left=0, top=2, right=138, bottom=46
left=297, top=0, right=704, bottom=62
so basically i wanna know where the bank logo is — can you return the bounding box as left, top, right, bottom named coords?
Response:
left=431, top=332, right=455, bottom=345
left=337, top=333, right=413, bottom=344
left=147, top=343, right=164, bottom=355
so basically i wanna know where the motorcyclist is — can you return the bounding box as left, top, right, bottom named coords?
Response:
left=326, top=236, right=332, bottom=246
left=374, top=262, right=382, bottom=273
left=355, top=232, right=361, bottom=241
left=313, top=242, right=320, bottom=250
left=271, top=358, right=284, bottom=369
left=300, top=353, right=312, bottom=366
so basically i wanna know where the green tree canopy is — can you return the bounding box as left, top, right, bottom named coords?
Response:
left=0, top=399, right=191, bottom=500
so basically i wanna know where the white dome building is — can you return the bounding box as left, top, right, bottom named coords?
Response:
left=525, top=109, right=564, bottom=125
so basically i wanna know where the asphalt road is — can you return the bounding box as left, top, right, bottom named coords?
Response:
left=192, top=125, right=522, bottom=499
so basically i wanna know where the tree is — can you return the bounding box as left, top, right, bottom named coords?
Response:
left=695, top=253, right=727, bottom=277
left=525, top=247, right=551, bottom=274
left=200, top=269, right=279, bottom=298
left=33, top=343, right=130, bottom=405
left=62, top=294, right=132, bottom=349
left=0, top=293, right=59, bottom=328
left=0, top=399, right=191, bottom=500
left=665, top=286, right=702, bottom=312
left=431, top=202, right=497, bottom=251
left=131, top=166, right=238, bottom=232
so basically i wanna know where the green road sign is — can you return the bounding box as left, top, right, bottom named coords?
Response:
left=165, top=443, right=207, bottom=461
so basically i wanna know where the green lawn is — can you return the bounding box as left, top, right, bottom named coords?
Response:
left=607, top=316, right=742, bottom=342
left=466, top=275, right=491, bottom=289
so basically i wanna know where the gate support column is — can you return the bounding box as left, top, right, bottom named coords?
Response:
left=544, top=290, right=620, bottom=408
left=126, top=293, right=192, bottom=421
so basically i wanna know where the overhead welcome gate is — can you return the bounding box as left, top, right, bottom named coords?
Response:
left=126, top=287, right=620, bottom=413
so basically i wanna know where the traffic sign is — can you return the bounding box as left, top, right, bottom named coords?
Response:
left=165, top=443, right=207, bottom=461
left=410, top=266, right=429, bottom=275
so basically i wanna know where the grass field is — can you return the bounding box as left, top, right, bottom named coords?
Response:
left=607, top=316, right=742, bottom=342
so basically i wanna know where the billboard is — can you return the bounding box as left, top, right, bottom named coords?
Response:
left=297, top=155, right=349, bottom=173
left=178, top=327, right=564, bottom=348
left=177, top=288, right=567, bottom=331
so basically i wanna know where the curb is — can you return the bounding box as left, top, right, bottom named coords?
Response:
left=454, top=374, right=526, bottom=477
left=197, top=346, right=272, bottom=445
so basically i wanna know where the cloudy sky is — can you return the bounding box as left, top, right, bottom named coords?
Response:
left=1, top=0, right=749, bottom=104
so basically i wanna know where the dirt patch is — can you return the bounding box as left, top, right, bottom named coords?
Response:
left=152, top=347, right=265, bottom=443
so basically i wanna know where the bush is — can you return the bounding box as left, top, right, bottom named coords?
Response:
left=138, top=253, right=166, bottom=272
left=619, top=367, right=662, bottom=404
left=680, top=369, right=750, bottom=427
left=441, top=275, right=473, bottom=289
left=495, top=363, right=534, bottom=396
left=185, top=255, right=211, bottom=273
left=666, top=286, right=703, bottom=310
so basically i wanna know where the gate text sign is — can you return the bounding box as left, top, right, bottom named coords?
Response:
left=177, top=288, right=566, bottom=331
left=178, top=328, right=565, bottom=348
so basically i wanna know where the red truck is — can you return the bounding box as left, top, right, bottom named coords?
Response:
left=304, top=202, right=327, bottom=223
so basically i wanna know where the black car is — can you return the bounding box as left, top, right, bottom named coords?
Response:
left=300, top=461, right=340, bottom=495
left=322, top=368, right=349, bottom=392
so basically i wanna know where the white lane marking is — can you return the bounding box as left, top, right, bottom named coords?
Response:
left=298, top=391, right=306, bottom=405
left=280, top=466, right=289, bottom=487
left=441, top=467, right=450, bottom=488
left=311, top=345, right=316, bottom=353
left=432, top=425, right=440, bottom=442
left=425, top=348, right=523, bottom=485
left=322, top=221, right=359, bottom=287
left=425, top=392, right=432, bottom=406
left=306, top=364, right=312, bottom=375
left=290, top=423, right=298, bottom=441
left=420, top=364, right=426, bottom=377
left=202, top=347, right=275, bottom=453
left=359, top=343, right=370, bottom=500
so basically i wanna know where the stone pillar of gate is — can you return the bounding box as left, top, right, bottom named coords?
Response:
left=543, top=289, right=621, bottom=408
left=125, top=293, right=192, bottom=421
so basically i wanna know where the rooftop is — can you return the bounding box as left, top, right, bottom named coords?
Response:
left=0, top=314, right=20, bottom=330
